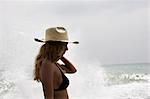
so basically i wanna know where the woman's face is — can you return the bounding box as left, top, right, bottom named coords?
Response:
left=58, top=43, right=68, bottom=58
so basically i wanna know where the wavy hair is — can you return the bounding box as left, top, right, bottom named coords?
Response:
left=33, top=41, right=68, bottom=82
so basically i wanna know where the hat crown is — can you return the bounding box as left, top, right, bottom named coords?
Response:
left=34, top=26, right=79, bottom=44
left=45, top=27, right=69, bottom=42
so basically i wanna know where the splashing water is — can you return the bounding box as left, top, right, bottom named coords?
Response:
left=0, top=62, right=149, bottom=99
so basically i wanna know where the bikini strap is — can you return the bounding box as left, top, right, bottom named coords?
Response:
left=55, top=63, right=63, bottom=73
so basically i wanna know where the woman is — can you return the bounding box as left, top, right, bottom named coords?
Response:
left=34, top=27, right=79, bottom=99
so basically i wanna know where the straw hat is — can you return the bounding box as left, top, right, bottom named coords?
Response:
left=34, top=27, right=79, bottom=44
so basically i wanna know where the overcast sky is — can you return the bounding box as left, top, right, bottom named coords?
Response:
left=0, top=0, right=149, bottom=65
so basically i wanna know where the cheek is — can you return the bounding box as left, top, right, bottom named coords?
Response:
left=59, top=49, right=65, bottom=55
left=58, top=46, right=66, bottom=55
left=62, top=49, right=66, bottom=54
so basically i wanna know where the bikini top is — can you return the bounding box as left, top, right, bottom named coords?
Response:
left=54, top=63, right=69, bottom=91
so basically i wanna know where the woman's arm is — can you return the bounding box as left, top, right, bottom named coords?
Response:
left=40, top=60, right=54, bottom=99
left=59, top=56, right=77, bottom=73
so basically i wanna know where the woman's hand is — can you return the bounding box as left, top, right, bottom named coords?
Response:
left=59, top=56, right=77, bottom=73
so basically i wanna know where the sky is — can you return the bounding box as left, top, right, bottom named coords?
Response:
left=0, top=0, right=149, bottom=65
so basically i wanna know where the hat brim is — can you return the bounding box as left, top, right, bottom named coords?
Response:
left=34, top=38, right=79, bottom=44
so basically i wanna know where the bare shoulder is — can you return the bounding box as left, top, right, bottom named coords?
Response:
left=40, top=59, right=55, bottom=80
left=41, top=59, right=54, bottom=69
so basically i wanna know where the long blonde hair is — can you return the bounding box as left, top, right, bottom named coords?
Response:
left=34, top=41, right=67, bottom=82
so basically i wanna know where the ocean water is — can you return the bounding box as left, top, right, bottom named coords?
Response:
left=0, top=62, right=149, bottom=99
